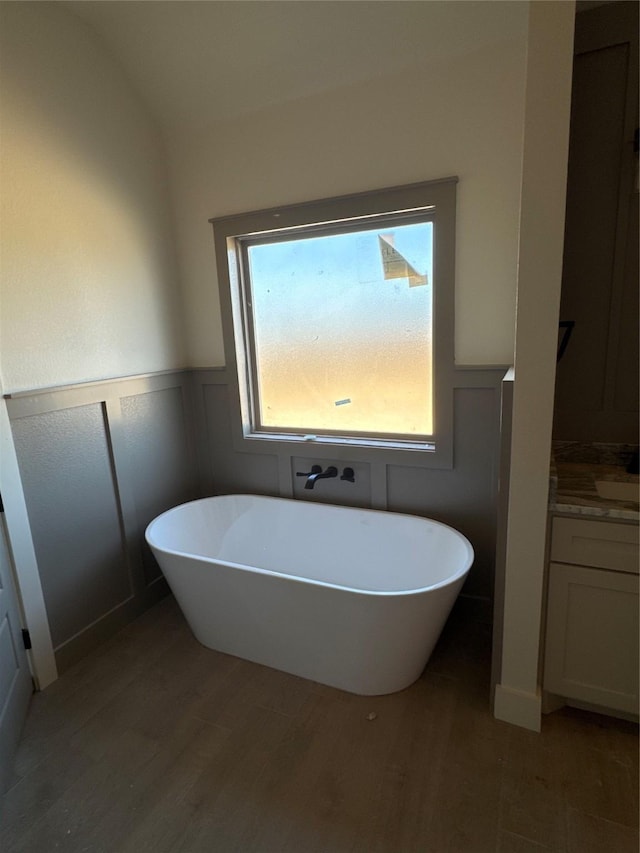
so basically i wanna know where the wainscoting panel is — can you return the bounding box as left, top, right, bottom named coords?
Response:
left=120, top=387, right=198, bottom=585
left=6, top=366, right=506, bottom=681
left=10, top=403, right=130, bottom=650
left=194, top=366, right=506, bottom=606
left=387, top=386, right=500, bottom=601
left=6, top=372, right=200, bottom=673
left=202, top=384, right=279, bottom=496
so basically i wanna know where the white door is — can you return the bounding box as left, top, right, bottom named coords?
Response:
left=0, top=501, right=32, bottom=793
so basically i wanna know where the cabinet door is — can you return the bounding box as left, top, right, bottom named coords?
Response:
left=544, top=562, right=639, bottom=714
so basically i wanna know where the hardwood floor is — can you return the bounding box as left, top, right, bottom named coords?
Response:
left=2, top=596, right=637, bottom=852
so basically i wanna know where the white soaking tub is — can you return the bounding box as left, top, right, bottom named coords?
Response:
left=145, top=494, right=473, bottom=695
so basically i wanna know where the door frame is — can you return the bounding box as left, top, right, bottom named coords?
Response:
left=0, top=391, right=56, bottom=690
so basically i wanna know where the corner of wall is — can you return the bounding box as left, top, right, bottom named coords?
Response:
left=496, top=0, right=575, bottom=731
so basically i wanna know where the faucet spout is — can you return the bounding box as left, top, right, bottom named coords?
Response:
left=304, top=465, right=338, bottom=489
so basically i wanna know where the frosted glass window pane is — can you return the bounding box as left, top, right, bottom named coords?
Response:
left=247, top=221, right=433, bottom=436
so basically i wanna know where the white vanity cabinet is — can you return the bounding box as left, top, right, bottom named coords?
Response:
left=543, top=516, right=639, bottom=716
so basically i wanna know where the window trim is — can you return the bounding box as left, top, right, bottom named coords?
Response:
left=211, top=178, right=457, bottom=469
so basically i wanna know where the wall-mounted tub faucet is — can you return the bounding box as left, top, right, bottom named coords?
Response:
left=296, top=465, right=338, bottom=490
left=296, top=465, right=322, bottom=479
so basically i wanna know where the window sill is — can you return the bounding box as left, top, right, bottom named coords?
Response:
left=236, top=429, right=452, bottom=469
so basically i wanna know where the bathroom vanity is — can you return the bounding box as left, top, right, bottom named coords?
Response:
left=543, top=445, right=639, bottom=718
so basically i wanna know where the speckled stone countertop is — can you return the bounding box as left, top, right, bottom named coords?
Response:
left=549, top=442, right=639, bottom=522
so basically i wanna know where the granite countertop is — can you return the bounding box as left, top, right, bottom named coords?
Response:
left=549, top=442, right=639, bottom=522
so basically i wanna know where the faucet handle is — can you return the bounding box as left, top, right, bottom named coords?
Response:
left=296, top=464, right=322, bottom=477
left=340, top=467, right=355, bottom=483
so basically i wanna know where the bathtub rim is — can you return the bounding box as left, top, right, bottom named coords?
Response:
left=145, top=493, right=474, bottom=598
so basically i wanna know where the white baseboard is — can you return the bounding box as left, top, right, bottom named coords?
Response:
left=493, top=683, right=542, bottom=732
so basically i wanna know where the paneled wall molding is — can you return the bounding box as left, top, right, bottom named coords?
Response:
left=453, top=366, right=512, bottom=388
left=193, top=365, right=509, bottom=604
left=188, top=366, right=228, bottom=384
left=4, top=368, right=194, bottom=418
left=491, top=369, right=515, bottom=706
left=103, top=397, right=150, bottom=599
left=7, top=363, right=510, bottom=682
left=7, top=369, right=200, bottom=674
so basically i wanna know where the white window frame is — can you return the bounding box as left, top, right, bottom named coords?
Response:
left=211, top=178, right=457, bottom=469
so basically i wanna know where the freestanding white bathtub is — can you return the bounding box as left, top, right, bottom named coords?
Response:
left=145, top=494, right=474, bottom=695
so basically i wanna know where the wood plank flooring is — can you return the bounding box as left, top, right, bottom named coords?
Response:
left=1, top=595, right=637, bottom=852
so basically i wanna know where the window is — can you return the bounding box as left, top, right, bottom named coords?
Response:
left=211, top=179, right=456, bottom=468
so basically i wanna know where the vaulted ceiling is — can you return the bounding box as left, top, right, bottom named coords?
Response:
left=63, top=1, right=527, bottom=132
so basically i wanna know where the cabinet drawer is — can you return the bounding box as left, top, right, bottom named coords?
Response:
left=550, top=517, right=639, bottom=573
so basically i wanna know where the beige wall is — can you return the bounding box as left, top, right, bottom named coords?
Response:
left=0, top=2, right=186, bottom=393
left=166, top=14, right=529, bottom=368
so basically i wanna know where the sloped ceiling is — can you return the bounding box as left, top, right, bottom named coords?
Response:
left=63, top=0, right=528, bottom=132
